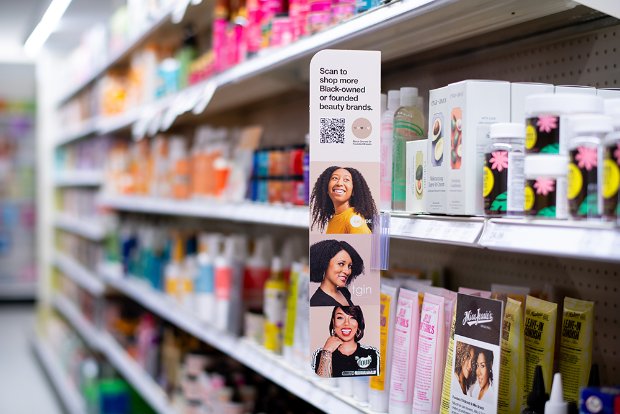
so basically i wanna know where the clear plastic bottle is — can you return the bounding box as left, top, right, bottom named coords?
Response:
left=380, top=90, right=399, bottom=211
left=483, top=123, right=526, bottom=216
left=392, top=87, right=426, bottom=210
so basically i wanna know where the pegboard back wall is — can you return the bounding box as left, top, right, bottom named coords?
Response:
left=389, top=238, right=620, bottom=385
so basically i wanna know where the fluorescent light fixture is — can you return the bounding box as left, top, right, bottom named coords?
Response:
left=23, top=0, right=73, bottom=56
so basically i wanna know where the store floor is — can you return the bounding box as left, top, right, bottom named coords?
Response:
left=0, top=303, right=63, bottom=414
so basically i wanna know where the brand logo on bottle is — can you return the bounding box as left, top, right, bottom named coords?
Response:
left=462, top=308, right=494, bottom=326
left=356, top=355, right=372, bottom=368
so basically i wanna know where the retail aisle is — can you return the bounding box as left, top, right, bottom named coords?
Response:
left=0, top=303, right=62, bottom=414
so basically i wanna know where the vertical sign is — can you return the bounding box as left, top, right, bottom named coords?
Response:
left=308, top=50, right=381, bottom=378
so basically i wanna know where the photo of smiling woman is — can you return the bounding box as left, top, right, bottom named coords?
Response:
left=452, top=342, right=476, bottom=397
left=470, top=347, right=495, bottom=404
left=310, top=165, right=378, bottom=234
left=310, top=239, right=364, bottom=307
left=312, top=305, right=380, bottom=378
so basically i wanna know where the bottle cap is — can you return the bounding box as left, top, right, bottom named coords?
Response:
left=490, top=122, right=526, bottom=139
left=525, top=94, right=603, bottom=116
left=524, top=155, right=568, bottom=178
left=568, top=114, right=613, bottom=135
left=387, top=90, right=400, bottom=111
left=527, top=365, right=549, bottom=414
left=400, top=87, right=418, bottom=107
left=545, top=373, right=568, bottom=414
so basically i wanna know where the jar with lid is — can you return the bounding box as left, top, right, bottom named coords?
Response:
left=566, top=114, right=613, bottom=219
left=483, top=122, right=525, bottom=216
left=524, top=94, right=603, bottom=155
left=524, top=155, right=569, bottom=219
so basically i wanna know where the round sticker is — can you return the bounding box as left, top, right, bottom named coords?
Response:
left=567, top=162, right=583, bottom=200
left=525, top=124, right=537, bottom=150
left=352, top=118, right=372, bottom=139
left=524, top=185, right=535, bottom=211
left=603, top=158, right=620, bottom=199
left=585, top=396, right=603, bottom=413
left=350, top=214, right=363, bottom=228
left=483, top=166, right=494, bottom=198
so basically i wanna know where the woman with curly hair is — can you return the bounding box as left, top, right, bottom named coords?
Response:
left=312, top=305, right=379, bottom=377
left=309, top=239, right=364, bottom=307
left=452, top=342, right=476, bottom=396
left=310, top=166, right=378, bottom=234
left=472, top=347, right=495, bottom=403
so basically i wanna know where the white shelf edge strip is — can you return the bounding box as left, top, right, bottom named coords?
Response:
left=54, top=251, right=105, bottom=296
left=52, top=295, right=103, bottom=351
left=100, top=266, right=369, bottom=414
left=54, top=171, right=104, bottom=187
left=97, top=195, right=309, bottom=228
left=55, top=214, right=106, bottom=241
left=0, top=283, right=37, bottom=299
left=390, top=215, right=485, bottom=245
left=32, top=335, right=86, bottom=414
left=98, top=332, right=174, bottom=414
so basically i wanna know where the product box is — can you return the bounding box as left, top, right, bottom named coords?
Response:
left=597, top=88, right=620, bottom=98
left=426, top=86, right=449, bottom=214
left=446, top=80, right=511, bottom=216
left=555, top=85, right=596, bottom=95
left=511, top=82, right=554, bottom=123
left=580, top=387, right=620, bottom=414
left=406, top=140, right=427, bottom=213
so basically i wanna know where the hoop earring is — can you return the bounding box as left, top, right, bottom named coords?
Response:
left=355, top=330, right=362, bottom=340
left=331, top=329, right=335, bottom=336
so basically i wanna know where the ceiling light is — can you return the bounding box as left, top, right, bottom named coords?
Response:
left=23, top=0, right=73, bottom=57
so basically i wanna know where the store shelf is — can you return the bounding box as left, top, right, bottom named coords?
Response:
left=55, top=119, right=98, bottom=146
left=32, top=335, right=86, bottom=414
left=100, top=264, right=371, bottom=414
left=54, top=171, right=104, bottom=187
left=53, top=251, right=106, bottom=296
left=0, top=282, right=37, bottom=300
left=98, top=332, right=174, bottom=414
left=55, top=213, right=106, bottom=241
left=97, top=195, right=309, bottom=228
left=390, top=214, right=485, bottom=246
left=55, top=112, right=136, bottom=147
left=52, top=294, right=103, bottom=351
left=479, top=218, right=620, bottom=262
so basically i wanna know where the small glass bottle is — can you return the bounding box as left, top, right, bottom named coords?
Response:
left=524, top=155, right=569, bottom=219
left=566, top=114, right=613, bottom=219
left=483, top=123, right=525, bottom=217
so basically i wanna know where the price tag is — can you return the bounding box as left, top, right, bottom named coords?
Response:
left=193, top=81, right=217, bottom=114
left=389, top=217, right=408, bottom=236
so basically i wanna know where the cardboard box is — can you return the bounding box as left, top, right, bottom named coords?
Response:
left=446, top=80, right=511, bottom=216
left=426, top=86, right=449, bottom=214
left=511, top=82, right=554, bottom=123
left=406, top=140, right=427, bottom=213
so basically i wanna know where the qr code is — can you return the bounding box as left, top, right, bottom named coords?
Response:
left=320, top=118, right=345, bottom=143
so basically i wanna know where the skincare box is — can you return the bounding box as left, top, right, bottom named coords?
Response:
left=406, top=140, right=427, bottom=213
left=597, top=88, right=620, bottom=98
left=555, top=85, right=596, bottom=95
left=426, top=86, right=449, bottom=214
left=446, top=80, right=511, bottom=216
left=511, top=82, right=554, bottom=124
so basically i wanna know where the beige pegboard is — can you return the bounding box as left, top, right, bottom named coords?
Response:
left=389, top=238, right=620, bottom=384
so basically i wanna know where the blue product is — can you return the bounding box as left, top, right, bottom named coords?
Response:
left=195, top=261, right=215, bottom=294
left=580, top=387, right=620, bottom=414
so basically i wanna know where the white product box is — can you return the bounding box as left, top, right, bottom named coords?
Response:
left=555, top=85, right=596, bottom=95
left=597, top=88, right=620, bottom=98
left=406, top=140, right=427, bottom=213
left=446, top=80, right=511, bottom=216
left=511, top=82, right=554, bottom=123
left=426, top=86, right=449, bottom=214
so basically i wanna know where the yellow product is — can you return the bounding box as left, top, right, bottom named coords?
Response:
left=559, top=297, right=594, bottom=403
left=264, top=273, right=287, bottom=354
left=283, top=263, right=301, bottom=350
left=523, top=295, right=558, bottom=405
left=439, top=308, right=457, bottom=414
left=326, top=207, right=372, bottom=234
left=498, top=298, right=525, bottom=414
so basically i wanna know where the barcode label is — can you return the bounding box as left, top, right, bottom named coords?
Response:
left=320, top=118, right=345, bottom=143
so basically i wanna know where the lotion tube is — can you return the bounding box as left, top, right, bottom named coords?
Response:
left=559, top=297, right=594, bottom=403
left=388, top=288, right=420, bottom=414
left=412, top=292, right=445, bottom=414
left=369, top=283, right=398, bottom=412
left=523, top=295, right=558, bottom=405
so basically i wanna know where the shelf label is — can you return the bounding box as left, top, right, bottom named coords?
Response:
left=308, top=50, right=382, bottom=379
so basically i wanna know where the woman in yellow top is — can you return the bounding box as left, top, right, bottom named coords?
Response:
left=310, top=166, right=378, bottom=234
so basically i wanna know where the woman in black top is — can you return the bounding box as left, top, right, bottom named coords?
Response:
left=309, top=239, right=364, bottom=307
left=312, top=305, right=379, bottom=378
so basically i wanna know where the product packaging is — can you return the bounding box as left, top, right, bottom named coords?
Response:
left=491, top=283, right=530, bottom=305
left=580, top=387, right=620, bottom=414
left=555, top=85, right=596, bottom=95
left=283, top=261, right=303, bottom=363
left=597, top=88, right=620, bottom=98
left=511, top=82, right=554, bottom=124
left=369, top=283, right=399, bottom=412
left=264, top=257, right=287, bottom=354
left=215, top=235, right=247, bottom=335
left=545, top=373, right=568, bottom=414
left=447, top=80, right=511, bottom=216
left=412, top=292, right=445, bottom=414
left=523, top=295, right=558, bottom=405
left=498, top=298, right=525, bottom=414
left=524, top=155, right=569, bottom=218
left=388, top=288, right=420, bottom=414
left=406, top=139, right=427, bottom=213
left=427, top=86, right=449, bottom=214
left=195, top=233, right=220, bottom=323
left=381, top=90, right=400, bottom=210
left=558, top=297, right=594, bottom=403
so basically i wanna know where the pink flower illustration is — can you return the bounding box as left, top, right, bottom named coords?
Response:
left=615, top=143, right=620, bottom=164
left=489, top=151, right=509, bottom=172
left=536, top=116, right=558, bottom=133
left=534, top=178, right=555, bottom=196
left=575, top=146, right=598, bottom=171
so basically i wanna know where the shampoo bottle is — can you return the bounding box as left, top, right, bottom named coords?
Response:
left=195, top=233, right=220, bottom=324
left=264, top=256, right=287, bottom=354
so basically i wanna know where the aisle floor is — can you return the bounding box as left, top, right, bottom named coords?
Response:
left=0, top=303, right=63, bottom=414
